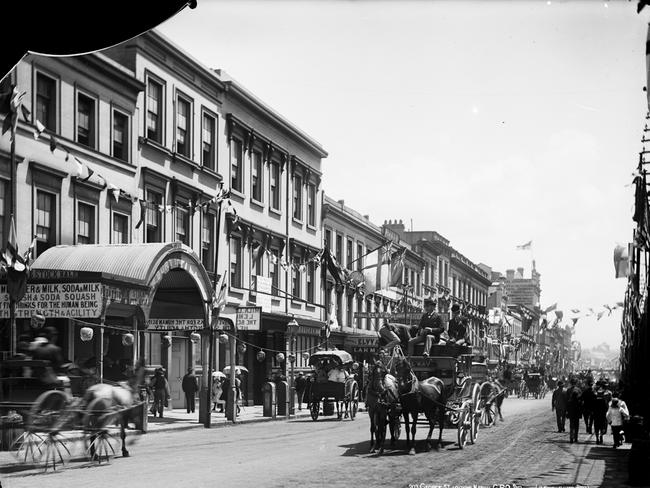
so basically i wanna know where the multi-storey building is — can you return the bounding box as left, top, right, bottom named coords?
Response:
left=0, top=29, right=327, bottom=408
left=321, top=196, right=387, bottom=362
left=216, top=71, right=327, bottom=404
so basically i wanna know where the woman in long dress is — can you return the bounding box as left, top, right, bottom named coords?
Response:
left=211, top=377, right=224, bottom=412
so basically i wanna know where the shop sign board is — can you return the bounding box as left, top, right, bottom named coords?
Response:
left=255, top=275, right=272, bottom=311
left=146, top=318, right=204, bottom=331
left=0, top=283, right=103, bottom=318
left=236, top=306, right=261, bottom=331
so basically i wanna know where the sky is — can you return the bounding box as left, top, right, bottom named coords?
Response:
left=153, top=0, right=648, bottom=348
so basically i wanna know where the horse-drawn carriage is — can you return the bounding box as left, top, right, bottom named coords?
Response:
left=308, top=350, right=360, bottom=421
left=0, top=357, right=147, bottom=470
left=471, top=361, right=506, bottom=427
left=523, top=372, right=543, bottom=399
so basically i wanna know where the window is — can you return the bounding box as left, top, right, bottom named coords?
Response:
left=269, top=249, right=279, bottom=296
left=0, top=180, right=5, bottom=246
left=36, top=73, right=56, bottom=131
left=176, top=96, right=191, bottom=157
left=307, top=262, right=315, bottom=303
left=356, top=243, right=363, bottom=271
left=202, top=113, right=215, bottom=169
left=146, top=78, right=163, bottom=143
left=325, top=229, right=331, bottom=250
left=112, top=110, right=128, bottom=162
left=175, top=206, right=189, bottom=245
left=77, top=93, right=95, bottom=148
left=307, top=183, right=316, bottom=227
left=35, top=190, right=56, bottom=255
left=293, top=174, right=302, bottom=220
left=270, top=161, right=280, bottom=210
left=347, top=238, right=353, bottom=270
left=292, top=261, right=301, bottom=299
left=230, top=236, right=242, bottom=288
left=112, top=212, right=129, bottom=244
left=202, top=213, right=214, bottom=271
left=145, top=189, right=162, bottom=243
left=335, top=234, right=343, bottom=263
left=347, top=297, right=353, bottom=328
left=231, top=139, right=243, bottom=192
left=76, top=202, right=95, bottom=244
left=251, top=150, right=263, bottom=203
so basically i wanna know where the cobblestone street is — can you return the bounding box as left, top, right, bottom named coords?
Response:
left=0, top=397, right=634, bottom=488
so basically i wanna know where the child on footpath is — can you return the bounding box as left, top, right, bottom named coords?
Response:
left=606, top=397, right=629, bottom=448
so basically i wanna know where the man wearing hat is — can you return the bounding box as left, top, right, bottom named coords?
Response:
left=407, top=297, right=443, bottom=356
left=447, top=304, right=470, bottom=346
left=551, top=380, right=568, bottom=433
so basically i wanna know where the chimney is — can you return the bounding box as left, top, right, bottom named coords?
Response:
left=506, top=269, right=515, bottom=280
left=517, top=267, right=524, bottom=278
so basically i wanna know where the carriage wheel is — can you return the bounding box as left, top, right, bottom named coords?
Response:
left=480, top=400, right=496, bottom=427
left=27, top=390, right=70, bottom=432
left=457, top=405, right=470, bottom=449
left=310, top=399, right=320, bottom=421
left=470, top=404, right=480, bottom=444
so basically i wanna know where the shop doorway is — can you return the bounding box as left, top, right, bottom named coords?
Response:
left=170, top=340, right=188, bottom=409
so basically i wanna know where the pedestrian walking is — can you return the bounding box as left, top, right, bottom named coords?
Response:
left=551, top=380, right=567, bottom=433
left=580, top=380, right=596, bottom=434
left=295, top=372, right=307, bottom=410
left=212, top=376, right=224, bottom=412
left=592, top=380, right=612, bottom=444
left=606, top=397, right=629, bottom=448
left=182, top=367, right=199, bottom=414
left=150, top=368, right=170, bottom=418
left=566, top=377, right=582, bottom=443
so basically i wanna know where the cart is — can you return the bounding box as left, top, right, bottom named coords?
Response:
left=308, top=350, right=360, bottom=421
left=406, top=344, right=481, bottom=449
left=524, top=373, right=543, bottom=399
left=1, top=358, right=145, bottom=471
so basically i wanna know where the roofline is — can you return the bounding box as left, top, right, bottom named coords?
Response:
left=218, top=71, right=328, bottom=159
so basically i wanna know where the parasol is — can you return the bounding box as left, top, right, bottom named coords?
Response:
left=212, top=371, right=226, bottom=379
left=223, top=365, right=248, bottom=375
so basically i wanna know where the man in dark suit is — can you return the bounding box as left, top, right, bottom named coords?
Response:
left=407, top=297, right=444, bottom=356
left=181, top=367, right=199, bottom=414
left=552, top=380, right=568, bottom=433
left=447, top=304, right=470, bottom=345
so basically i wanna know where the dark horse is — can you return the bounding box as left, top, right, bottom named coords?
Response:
left=81, top=359, right=147, bottom=459
left=366, top=361, right=400, bottom=454
left=394, top=358, right=446, bottom=455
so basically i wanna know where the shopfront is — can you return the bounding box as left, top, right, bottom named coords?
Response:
left=1, top=242, right=214, bottom=409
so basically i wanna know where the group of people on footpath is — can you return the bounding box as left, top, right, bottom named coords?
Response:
left=551, top=376, right=629, bottom=447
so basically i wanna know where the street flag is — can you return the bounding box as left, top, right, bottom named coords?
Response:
left=1, top=216, right=29, bottom=302
left=516, top=240, right=532, bottom=250
left=613, top=243, right=631, bottom=279
left=361, top=243, right=391, bottom=294
left=327, top=299, right=338, bottom=333
left=212, top=272, right=228, bottom=313
left=543, top=303, right=557, bottom=314
left=389, top=248, right=406, bottom=287
left=554, top=310, right=563, bottom=321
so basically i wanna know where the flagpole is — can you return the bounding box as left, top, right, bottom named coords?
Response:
left=9, top=100, right=17, bottom=357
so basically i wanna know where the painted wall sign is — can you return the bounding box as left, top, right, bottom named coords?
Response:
left=146, top=318, right=204, bottom=331
left=236, top=306, right=261, bottom=331
left=0, top=283, right=103, bottom=318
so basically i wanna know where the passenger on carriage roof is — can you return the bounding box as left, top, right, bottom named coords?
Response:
left=407, top=297, right=443, bottom=356
left=447, top=304, right=471, bottom=346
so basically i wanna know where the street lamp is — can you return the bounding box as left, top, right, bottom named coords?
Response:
left=287, top=318, right=299, bottom=416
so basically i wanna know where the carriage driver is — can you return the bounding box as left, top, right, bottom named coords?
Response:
left=407, top=297, right=444, bottom=356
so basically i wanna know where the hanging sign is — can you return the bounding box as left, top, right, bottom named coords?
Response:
left=0, top=283, right=102, bottom=318
left=146, top=318, right=204, bottom=331
left=236, top=306, right=261, bottom=331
